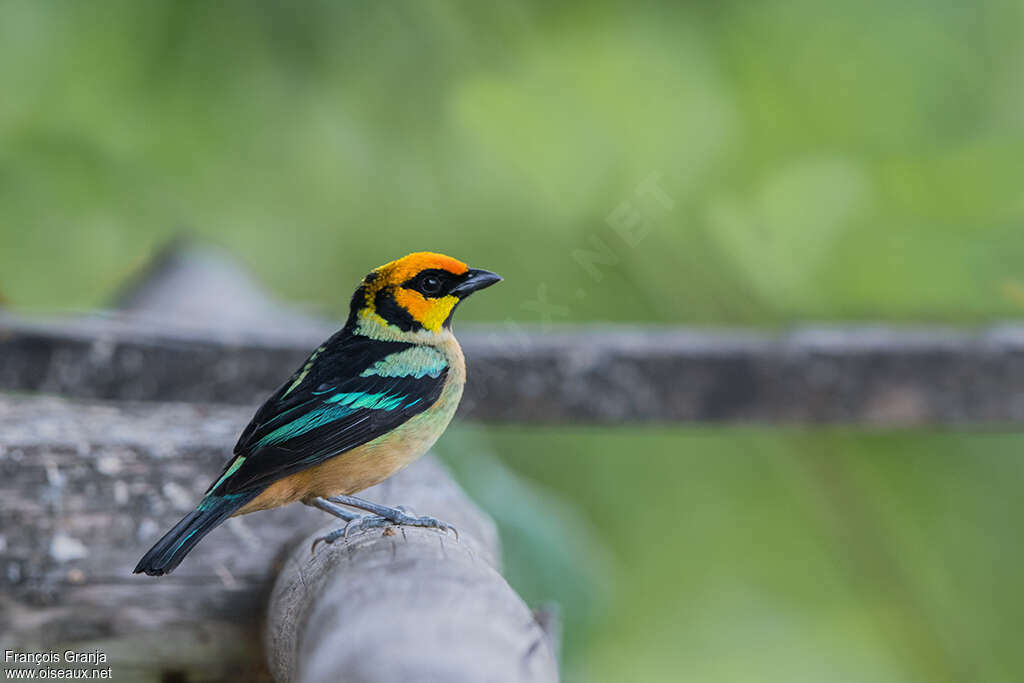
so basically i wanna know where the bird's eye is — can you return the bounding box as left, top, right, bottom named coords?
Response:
left=420, top=275, right=442, bottom=296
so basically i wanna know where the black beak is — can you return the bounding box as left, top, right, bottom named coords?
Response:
left=451, top=268, right=502, bottom=298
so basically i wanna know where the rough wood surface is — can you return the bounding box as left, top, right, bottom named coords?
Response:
left=0, top=394, right=529, bottom=682
left=0, top=395, right=298, bottom=680
left=5, top=313, right=1024, bottom=424
left=265, top=477, right=557, bottom=683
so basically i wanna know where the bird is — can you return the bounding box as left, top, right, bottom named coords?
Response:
left=134, top=252, right=501, bottom=576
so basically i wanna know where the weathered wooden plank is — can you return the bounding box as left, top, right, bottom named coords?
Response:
left=4, top=313, right=1024, bottom=424
left=0, top=313, right=321, bottom=407
left=0, top=394, right=508, bottom=681
left=267, top=519, right=557, bottom=683
left=0, top=395, right=303, bottom=680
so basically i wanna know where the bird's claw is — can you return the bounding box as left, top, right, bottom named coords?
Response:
left=310, top=530, right=343, bottom=554
left=310, top=513, right=459, bottom=553
left=391, top=512, right=458, bottom=541
left=408, top=515, right=457, bottom=541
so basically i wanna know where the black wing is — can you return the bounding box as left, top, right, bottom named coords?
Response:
left=210, top=330, right=448, bottom=495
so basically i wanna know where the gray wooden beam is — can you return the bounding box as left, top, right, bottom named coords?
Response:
left=4, top=313, right=1024, bottom=424
left=0, top=394, right=553, bottom=681
left=265, top=471, right=557, bottom=683
left=0, top=395, right=291, bottom=681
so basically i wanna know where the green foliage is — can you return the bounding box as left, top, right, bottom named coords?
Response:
left=486, top=426, right=1024, bottom=683
left=2, top=1, right=1022, bottom=323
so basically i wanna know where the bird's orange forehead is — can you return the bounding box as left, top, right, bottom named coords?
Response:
left=368, top=252, right=468, bottom=287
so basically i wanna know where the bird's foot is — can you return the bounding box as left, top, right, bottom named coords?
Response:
left=311, top=512, right=458, bottom=553
left=350, top=511, right=458, bottom=540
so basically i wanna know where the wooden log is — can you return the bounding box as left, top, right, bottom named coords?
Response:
left=0, top=394, right=548, bottom=681
left=0, top=395, right=311, bottom=680
left=265, top=472, right=558, bottom=683
left=5, top=312, right=1024, bottom=424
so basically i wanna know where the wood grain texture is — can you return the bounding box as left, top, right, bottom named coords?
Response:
left=0, top=395, right=310, bottom=681
left=5, top=313, right=1024, bottom=424
left=0, top=394, right=534, bottom=682
left=267, top=519, right=557, bottom=683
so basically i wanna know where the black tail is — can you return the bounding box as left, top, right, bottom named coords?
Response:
left=134, top=492, right=258, bottom=576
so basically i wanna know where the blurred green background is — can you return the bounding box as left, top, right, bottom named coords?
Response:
left=2, top=1, right=1023, bottom=681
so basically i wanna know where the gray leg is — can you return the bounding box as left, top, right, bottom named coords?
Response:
left=304, top=496, right=360, bottom=522
left=304, top=497, right=365, bottom=553
left=325, top=493, right=414, bottom=519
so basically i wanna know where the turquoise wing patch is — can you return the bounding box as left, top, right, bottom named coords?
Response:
left=256, top=390, right=413, bottom=447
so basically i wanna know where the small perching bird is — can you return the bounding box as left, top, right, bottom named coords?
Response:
left=135, top=252, right=501, bottom=576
